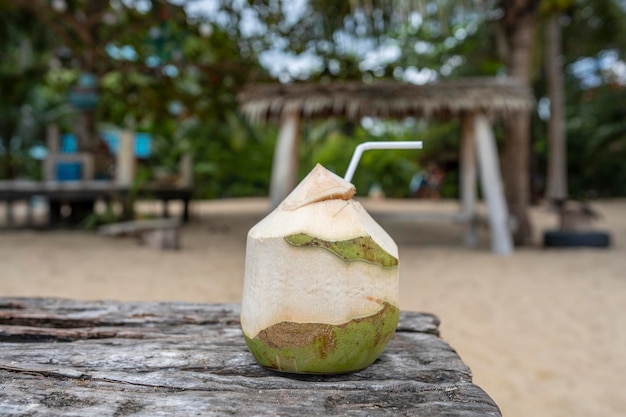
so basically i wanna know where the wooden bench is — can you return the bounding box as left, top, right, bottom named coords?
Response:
left=0, top=180, right=192, bottom=229
left=0, top=297, right=501, bottom=416
left=98, top=218, right=181, bottom=250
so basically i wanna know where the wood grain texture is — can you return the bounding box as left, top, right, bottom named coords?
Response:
left=0, top=298, right=501, bottom=416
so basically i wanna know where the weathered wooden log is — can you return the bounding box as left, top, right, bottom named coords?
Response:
left=98, top=218, right=181, bottom=250
left=0, top=298, right=501, bottom=416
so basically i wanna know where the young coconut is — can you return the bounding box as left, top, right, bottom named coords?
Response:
left=241, top=163, right=399, bottom=374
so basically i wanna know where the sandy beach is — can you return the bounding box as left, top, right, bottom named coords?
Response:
left=1, top=197, right=625, bottom=417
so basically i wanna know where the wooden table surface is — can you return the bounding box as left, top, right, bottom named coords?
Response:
left=0, top=298, right=501, bottom=416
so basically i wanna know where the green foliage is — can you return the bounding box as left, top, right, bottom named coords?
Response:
left=530, top=0, right=626, bottom=199
left=0, top=4, right=51, bottom=178
left=298, top=120, right=425, bottom=198
left=566, top=84, right=626, bottom=198
left=162, top=113, right=276, bottom=199
left=562, top=0, right=626, bottom=56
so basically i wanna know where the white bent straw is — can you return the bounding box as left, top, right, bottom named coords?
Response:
left=344, top=141, right=423, bottom=183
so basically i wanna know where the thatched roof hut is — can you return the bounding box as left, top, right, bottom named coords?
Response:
left=238, top=78, right=534, bottom=124
left=237, top=78, right=534, bottom=255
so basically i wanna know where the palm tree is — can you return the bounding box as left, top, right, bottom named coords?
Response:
left=496, top=0, right=540, bottom=245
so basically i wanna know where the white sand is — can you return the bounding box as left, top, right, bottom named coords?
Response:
left=1, top=197, right=625, bottom=417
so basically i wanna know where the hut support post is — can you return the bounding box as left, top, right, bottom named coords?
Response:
left=473, top=114, right=513, bottom=255
left=116, top=130, right=136, bottom=186
left=460, top=114, right=478, bottom=247
left=270, top=111, right=301, bottom=209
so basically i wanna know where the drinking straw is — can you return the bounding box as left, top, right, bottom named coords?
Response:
left=344, top=141, right=423, bottom=183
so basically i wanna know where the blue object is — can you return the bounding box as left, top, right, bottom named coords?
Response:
left=61, top=134, right=78, bottom=153
left=29, top=145, right=49, bottom=160
left=61, top=132, right=151, bottom=158
left=101, top=132, right=118, bottom=153
left=134, top=133, right=152, bottom=158
left=56, top=162, right=82, bottom=181
left=101, top=131, right=152, bottom=158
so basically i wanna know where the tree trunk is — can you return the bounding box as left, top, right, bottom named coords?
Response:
left=544, top=14, right=568, bottom=202
left=500, top=0, right=540, bottom=246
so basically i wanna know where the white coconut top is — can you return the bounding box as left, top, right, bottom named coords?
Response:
left=248, top=164, right=397, bottom=257
left=280, top=163, right=355, bottom=210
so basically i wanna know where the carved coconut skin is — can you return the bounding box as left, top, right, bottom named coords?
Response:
left=244, top=302, right=399, bottom=374
left=240, top=164, right=400, bottom=374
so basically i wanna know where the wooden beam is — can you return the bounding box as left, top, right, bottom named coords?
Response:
left=460, top=114, right=478, bottom=247
left=116, top=130, right=135, bottom=186
left=473, top=114, right=514, bottom=255
left=269, top=111, right=301, bottom=209
left=178, top=153, right=193, bottom=187
left=46, top=124, right=60, bottom=155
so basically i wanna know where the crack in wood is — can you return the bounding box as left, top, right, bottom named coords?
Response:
left=0, top=365, right=91, bottom=381
left=0, top=302, right=25, bottom=310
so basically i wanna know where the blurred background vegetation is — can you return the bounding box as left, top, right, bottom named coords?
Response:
left=1, top=0, right=625, bottom=200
